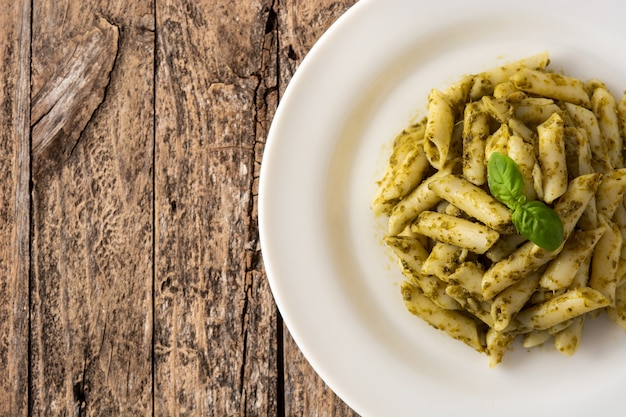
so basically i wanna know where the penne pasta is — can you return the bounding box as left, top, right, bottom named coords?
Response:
left=513, top=98, right=561, bottom=125
left=591, top=86, right=622, bottom=169
left=400, top=265, right=461, bottom=311
left=564, top=102, right=613, bottom=173
left=507, top=118, right=536, bottom=147
left=522, top=330, right=552, bottom=349
left=553, top=316, right=584, bottom=357
left=423, top=89, right=455, bottom=170
left=411, top=211, right=500, bottom=254
left=589, top=216, right=623, bottom=306
left=537, top=112, right=568, bottom=203
left=507, top=134, right=538, bottom=201
left=401, top=282, right=485, bottom=352
left=443, top=74, right=474, bottom=117
left=482, top=241, right=555, bottom=300
left=481, top=96, right=513, bottom=124
left=445, top=285, right=494, bottom=327
left=607, top=282, right=626, bottom=331
left=428, top=174, right=514, bottom=233
left=421, top=241, right=468, bottom=281
left=372, top=122, right=427, bottom=215
left=447, top=261, right=485, bottom=299
left=511, top=67, right=591, bottom=107
left=515, top=287, right=610, bottom=331
left=384, top=236, right=429, bottom=275
left=563, top=126, right=593, bottom=180
left=387, top=165, right=453, bottom=236
left=469, top=51, right=550, bottom=100
left=539, top=227, right=606, bottom=291
left=596, top=168, right=626, bottom=219
left=462, top=102, right=489, bottom=185
left=484, top=123, right=510, bottom=163
left=554, top=173, right=603, bottom=239
left=484, top=233, right=528, bottom=263
left=486, top=328, right=516, bottom=368
left=491, top=271, right=541, bottom=331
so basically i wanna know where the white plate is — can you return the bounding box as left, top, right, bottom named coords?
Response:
left=258, top=1, right=626, bottom=416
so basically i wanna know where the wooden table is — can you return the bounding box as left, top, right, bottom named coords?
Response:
left=0, top=0, right=361, bottom=415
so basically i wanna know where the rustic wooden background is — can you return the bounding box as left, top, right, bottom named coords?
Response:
left=0, top=0, right=361, bottom=415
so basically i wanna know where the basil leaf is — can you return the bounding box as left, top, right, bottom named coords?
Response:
left=512, top=200, right=564, bottom=251
left=487, top=152, right=526, bottom=210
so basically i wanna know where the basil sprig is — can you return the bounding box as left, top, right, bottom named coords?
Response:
left=487, top=152, right=564, bottom=251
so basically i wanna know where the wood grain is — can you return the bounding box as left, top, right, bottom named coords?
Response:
left=0, top=0, right=31, bottom=415
left=154, top=1, right=278, bottom=415
left=30, top=1, right=154, bottom=415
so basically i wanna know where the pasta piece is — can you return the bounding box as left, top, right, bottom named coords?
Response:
left=411, top=211, right=500, bottom=254
left=554, top=173, right=603, bottom=239
left=485, top=233, right=528, bottom=263
left=387, top=165, right=453, bottom=236
left=491, top=271, right=541, bottom=331
left=384, top=236, right=429, bottom=275
left=537, top=112, right=567, bottom=203
left=372, top=122, right=427, bottom=214
left=596, top=168, right=626, bottom=220
left=553, top=316, right=584, bottom=357
left=486, top=328, right=516, bottom=368
left=442, top=74, right=474, bottom=117
left=612, top=200, right=626, bottom=259
left=428, top=174, right=514, bottom=233
left=591, top=86, right=622, bottom=169
left=617, top=91, right=626, bottom=148
left=446, top=285, right=494, bottom=327
left=570, top=256, right=592, bottom=289
left=462, top=102, right=489, bottom=185
left=607, top=282, right=626, bottom=331
left=484, top=123, right=510, bottom=163
left=564, top=102, right=612, bottom=173
left=482, top=241, right=555, bottom=300
left=376, top=145, right=430, bottom=204
left=447, top=261, right=484, bottom=299
left=513, top=98, right=561, bottom=125
left=401, top=266, right=461, bottom=311
left=469, top=51, right=550, bottom=100
left=421, top=242, right=467, bottom=281
left=401, top=282, right=485, bottom=352
left=423, top=89, right=455, bottom=170
left=563, top=126, right=593, bottom=181
left=539, top=227, right=606, bottom=291
left=589, top=216, right=623, bottom=306
left=481, top=96, right=513, bottom=123
left=493, top=80, right=525, bottom=100
left=565, top=127, right=598, bottom=230
left=523, top=330, right=552, bottom=348
left=507, top=134, right=538, bottom=201
left=508, top=118, right=536, bottom=147
left=515, top=287, right=610, bottom=331
left=511, top=67, right=591, bottom=107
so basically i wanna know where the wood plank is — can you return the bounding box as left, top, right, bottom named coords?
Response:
left=0, top=0, right=31, bottom=415
left=154, top=0, right=278, bottom=415
left=277, top=1, right=361, bottom=416
left=29, top=2, right=155, bottom=414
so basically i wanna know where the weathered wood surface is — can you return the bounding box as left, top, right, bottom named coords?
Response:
left=0, top=0, right=31, bottom=416
left=0, top=0, right=360, bottom=415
